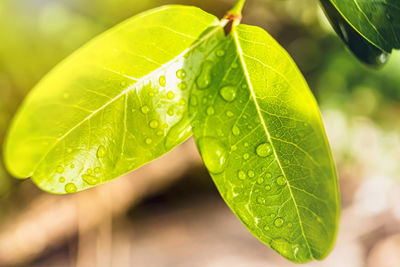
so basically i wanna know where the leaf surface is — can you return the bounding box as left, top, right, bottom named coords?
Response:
left=4, top=5, right=221, bottom=193
left=189, top=24, right=340, bottom=263
left=321, top=0, right=389, bottom=66
left=327, top=0, right=400, bottom=53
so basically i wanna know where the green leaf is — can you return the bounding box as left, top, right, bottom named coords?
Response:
left=320, top=0, right=390, bottom=66
left=4, top=5, right=222, bottom=193
left=327, top=0, right=400, bottom=53
left=189, top=24, right=340, bottom=263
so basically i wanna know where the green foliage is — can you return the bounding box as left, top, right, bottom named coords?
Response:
left=4, top=6, right=219, bottom=192
left=321, top=0, right=400, bottom=66
left=189, top=24, right=339, bottom=262
left=3, top=0, right=353, bottom=263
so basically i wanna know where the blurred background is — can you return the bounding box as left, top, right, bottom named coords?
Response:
left=1, top=0, right=400, bottom=266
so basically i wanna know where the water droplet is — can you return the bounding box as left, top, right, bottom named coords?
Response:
left=244, top=142, right=249, bottom=147
left=220, top=86, right=237, bottom=102
left=265, top=185, right=271, bottom=191
left=65, top=183, right=77, bottom=193
left=94, top=167, right=101, bottom=173
left=141, top=105, right=150, bottom=114
left=226, top=111, right=234, bottom=117
left=156, top=130, right=164, bottom=136
left=270, top=213, right=276, bottom=218
left=248, top=170, right=255, bottom=177
left=243, top=153, right=249, bottom=160
left=232, top=62, right=238, bottom=69
left=232, top=125, right=240, bottom=136
left=164, top=117, right=192, bottom=150
left=97, top=146, right=106, bottom=158
left=87, top=168, right=93, bottom=175
left=277, top=176, right=286, bottom=186
left=56, top=165, right=64, bottom=173
left=67, top=148, right=72, bottom=153
left=145, top=138, right=152, bottom=144
left=216, top=49, right=225, bottom=57
left=159, top=75, right=166, bottom=87
left=149, top=120, right=159, bottom=129
left=206, top=106, right=215, bottom=115
left=176, top=69, right=186, bottom=79
left=178, top=82, right=187, bottom=90
left=190, top=95, right=198, bottom=106
left=238, top=170, right=246, bottom=180
left=241, top=84, right=247, bottom=89
left=196, top=60, right=213, bottom=89
left=166, top=91, right=175, bottom=99
left=257, top=177, right=264, bottom=184
left=274, top=217, right=284, bottom=227
left=231, top=145, right=237, bottom=151
left=256, top=143, right=272, bottom=157
left=264, top=225, right=270, bottom=231
left=59, top=177, right=65, bottom=183
left=70, top=164, right=75, bottom=169
left=288, top=223, right=293, bottom=228
left=257, top=196, right=264, bottom=204
left=198, top=137, right=228, bottom=174
left=167, top=106, right=174, bottom=116
left=82, top=174, right=100, bottom=185
left=266, top=172, right=272, bottom=178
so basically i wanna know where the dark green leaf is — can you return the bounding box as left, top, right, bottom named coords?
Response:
left=320, top=0, right=389, bottom=66
left=327, top=0, right=400, bottom=53
left=189, top=24, right=340, bottom=263
left=4, top=5, right=222, bottom=193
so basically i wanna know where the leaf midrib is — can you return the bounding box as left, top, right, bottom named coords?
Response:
left=30, top=21, right=226, bottom=176
left=231, top=28, right=314, bottom=258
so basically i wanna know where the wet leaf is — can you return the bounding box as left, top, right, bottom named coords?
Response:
left=320, top=0, right=390, bottom=66
left=4, top=5, right=222, bottom=193
left=327, top=0, right=400, bottom=53
left=190, top=24, right=340, bottom=263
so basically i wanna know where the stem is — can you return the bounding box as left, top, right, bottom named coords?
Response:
left=228, top=0, right=246, bottom=16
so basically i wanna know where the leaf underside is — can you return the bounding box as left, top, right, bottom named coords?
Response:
left=4, top=4, right=340, bottom=263
left=189, top=24, right=339, bottom=262
left=4, top=5, right=221, bottom=193
left=328, top=0, right=400, bottom=53
left=320, top=0, right=389, bottom=66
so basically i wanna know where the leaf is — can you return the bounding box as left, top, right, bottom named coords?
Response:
left=189, top=24, right=340, bottom=263
left=4, top=5, right=223, bottom=193
left=320, top=0, right=389, bottom=66
left=327, top=0, right=400, bottom=53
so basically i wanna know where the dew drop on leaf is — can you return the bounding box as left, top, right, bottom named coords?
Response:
left=59, top=177, right=65, bottom=183
left=56, top=165, right=64, bottom=173
left=145, top=138, right=152, bottom=144
left=190, top=95, right=198, bottom=106
left=265, top=185, right=271, bottom=191
left=196, top=60, right=213, bottom=89
left=166, top=91, right=175, bottom=99
left=82, top=174, right=100, bottom=185
left=248, top=170, right=255, bottom=177
left=149, top=120, right=159, bottom=129
left=65, top=183, right=77, bottom=193
left=97, top=146, right=106, bottom=158
left=198, top=137, right=228, bottom=174
left=87, top=168, right=93, bottom=175
left=216, top=49, right=225, bottom=57
left=94, top=167, right=101, bottom=173
left=257, top=177, right=264, bottom=184
left=276, top=176, right=287, bottom=186
left=232, top=125, right=240, bottom=136
left=243, top=153, right=250, bottom=160
left=219, top=86, right=237, bottom=102
left=256, top=143, right=272, bottom=157
left=274, top=217, right=284, bottom=227
left=159, top=75, right=166, bottom=87
left=178, top=82, right=187, bottom=90
left=206, top=106, right=215, bottom=115
left=176, top=69, right=186, bottom=79
left=140, top=105, right=150, bottom=114
left=238, top=170, right=246, bottom=180
left=226, top=111, right=234, bottom=117
left=164, top=118, right=192, bottom=150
